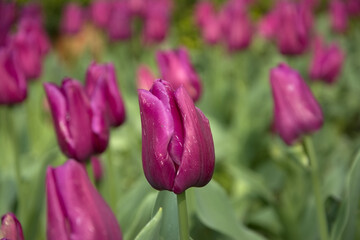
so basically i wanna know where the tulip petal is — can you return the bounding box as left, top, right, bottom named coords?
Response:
left=62, top=79, right=94, bottom=161
left=47, top=160, right=122, bottom=240
left=173, top=87, right=215, bottom=194
left=138, top=85, right=176, bottom=191
left=1, top=213, right=24, bottom=240
left=44, top=82, right=75, bottom=157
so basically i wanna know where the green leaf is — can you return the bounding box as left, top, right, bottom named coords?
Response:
left=331, top=150, right=360, bottom=240
left=152, top=191, right=180, bottom=240
left=135, top=208, right=163, bottom=240
left=194, top=181, right=265, bottom=240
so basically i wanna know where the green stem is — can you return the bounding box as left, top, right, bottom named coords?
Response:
left=86, top=160, right=95, bottom=186
left=302, top=137, right=329, bottom=240
left=106, top=149, right=116, bottom=211
left=177, top=191, right=189, bottom=240
left=6, top=107, right=24, bottom=218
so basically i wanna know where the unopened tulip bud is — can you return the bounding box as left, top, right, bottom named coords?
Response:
left=309, top=38, right=344, bottom=84
left=136, top=65, right=155, bottom=90
left=270, top=63, right=323, bottom=145
left=44, top=78, right=109, bottom=161
left=60, top=3, right=84, bottom=35
left=156, top=48, right=202, bottom=102
left=0, top=213, right=24, bottom=240
left=46, top=160, right=122, bottom=240
left=138, top=80, right=215, bottom=194
left=85, top=62, right=126, bottom=127
left=0, top=47, right=27, bottom=104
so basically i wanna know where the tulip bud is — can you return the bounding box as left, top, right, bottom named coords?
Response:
left=0, top=213, right=24, bottom=240
left=271, top=1, right=312, bottom=55
left=60, top=3, right=84, bottom=35
left=156, top=48, right=202, bottom=102
left=138, top=80, right=215, bottom=194
left=142, top=0, right=172, bottom=44
left=85, top=62, right=126, bottom=127
left=46, top=160, right=122, bottom=240
left=309, top=38, right=344, bottom=84
left=0, top=1, right=16, bottom=47
left=220, top=1, right=253, bottom=51
left=107, top=1, right=132, bottom=41
left=257, top=10, right=279, bottom=40
left=0, top=46, right=27, bottom=104
left=44, top=78, right=109, bottom=161
left=12, top=25, right=43, bottom=80
left=270, top=63, right=323, bottom=145
left=330, top=0, right=348, bottom=33
left=137, top=64, right=155, bottom=90
left=195, top=2, right=221, bottom=45
left=90, top=0, right=111, bottom=28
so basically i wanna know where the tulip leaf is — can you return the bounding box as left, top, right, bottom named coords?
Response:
left=152, top=191, right=180, bottom=240
left=135, top=208, right=163, bottom=240
left=194, top=181, right=266, bottom=240
left=330, top=150, right=360, bottom=240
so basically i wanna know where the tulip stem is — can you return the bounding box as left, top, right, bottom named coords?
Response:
left=86, top=160, right=95, bottom=186
left=177, top=191, right=189, bottom=240
left=302, top=137, right=329, bottom=240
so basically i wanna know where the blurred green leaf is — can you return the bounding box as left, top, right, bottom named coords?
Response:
left=331, top=149, right=360, bottom=240
left=135, top=208, right=163, bottom=240
left=194, top=181, right=266, bottom=240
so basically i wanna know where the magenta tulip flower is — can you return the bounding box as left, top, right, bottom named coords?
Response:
left=0, top=213, right=24, bottom=240
left=309, top=38, right=344, bottom=84
left=195, top=1, right=221, bottom=45
left=156, top=48, right=202, bottom=102
left=107, top=1, right=132, bottom=41
left=0, top=46, right=27, bottom=105
left=142, top=0, right=172, bottom=44
left=137, top=64, right=155, bottom=90
left=46, top=159, right=122, bottom=240
left=12, top=26, right=43, bottom=80
left=270, top=63, right=323, bottom=145
left=60, top=3, right=84, bottom=35
left=85, top=62, right=126, bottom=127
left=275, top=1, right=312, bottom=55
left=138, top=80, right=215, bottom=194
left=89, top=0, right=111, bottom=28
left=330, top=0, right=348, bottom=33
left=220, top=0, right=253, bottom=51
left=44, top=78, right=109, bottom=161
left=0, top=1, right=16, bottom=47
left=91, top=156, right=103, bottom=182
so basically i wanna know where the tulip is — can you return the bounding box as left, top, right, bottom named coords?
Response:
left=0, top=1, right=16, bottom=47
left=156, top=48, right=202, bottom=102
left=309, top=38, right=344, bottom=84
left=258, top=8, right=280, bottom=40
left=17, top=18, right=50, bottom=56
left=85, top=62, right=126, bottom=127
left=12, top=24, right=44, bottom=80
left=107, top=1, right=132, bottom=41
left=270, top=63, right=323, bottom=145
left=138, top=80, right=215, bottom=194
left=60, top=3, right=84, bottom=35
left=195, top=1, right=221, bottom=45
left=89, top=0, right=111, bottom=28
left=21, top=3, right=43, bottom=24
left=220, top=0, right=253, bottom=51
left=44, top=78, right=109, bottom=161
left=0, top=46, right=27, bottom=104
left=347, top=0, right=360, bottom=16
left=46, top=159, right=122, bottom=240
left=0, top=213, right=24, bottom=240
left=142, top=0, right=172, bottom=44
left=137, top=64, right=155, bottom=90
left=330, top=0, right=348, bottom=33
left=274, top=1, right=312, bottom=55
